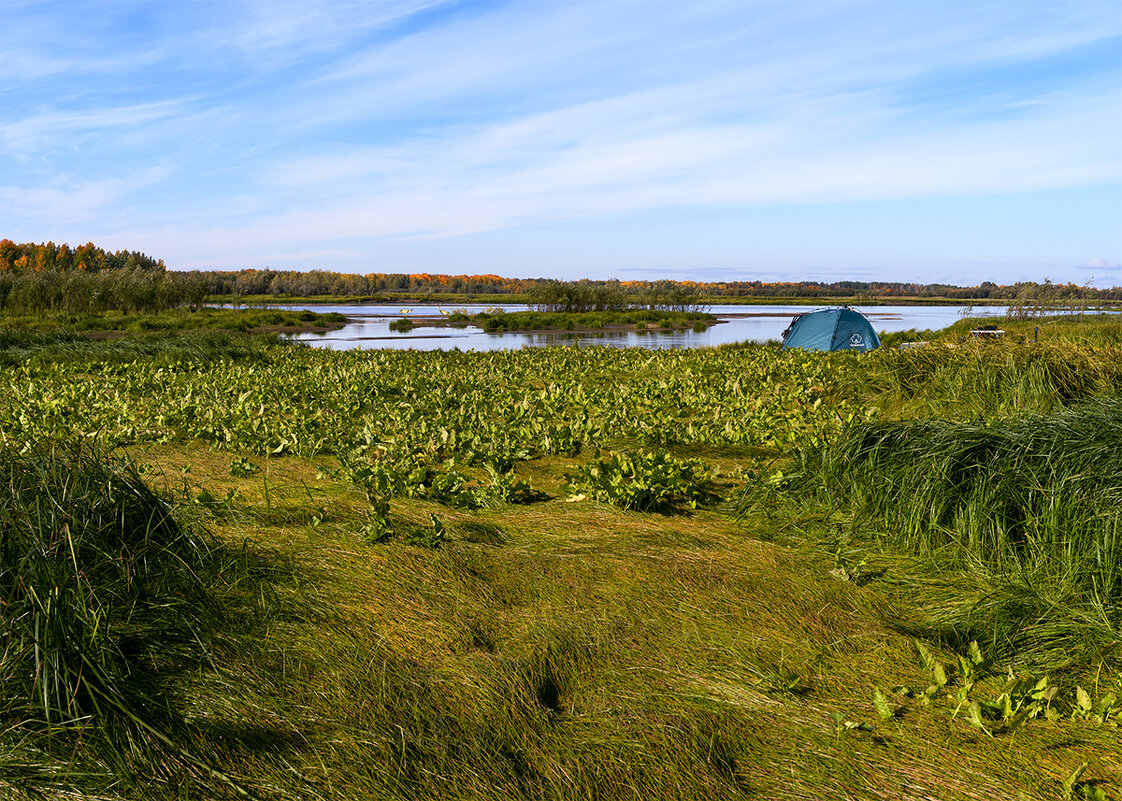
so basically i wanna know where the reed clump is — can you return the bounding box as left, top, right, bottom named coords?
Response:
left=0, top=438, right=221, bottom=791
left=810, top=395, right=1121, bottom=671
left=866, top=339, right=1122, bottom=417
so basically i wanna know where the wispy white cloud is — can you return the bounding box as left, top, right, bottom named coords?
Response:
left=0, top=0, right=447, bottom=84
left=230, top=0, right=442, bottom=52
left=243, top=66, right=1120, bottom=244
left=1082, top=257, right=1122, bottom=284
left=2, top=0, right=1119, bottom=281
left=1, top=100, right=193, bottom=156
left=0, top=167, right=169, bottom=227
left=89, top=77, right=1122, bottom=271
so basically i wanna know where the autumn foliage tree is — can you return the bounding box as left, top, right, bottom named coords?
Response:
left=0, top=240, right=205, bottom=314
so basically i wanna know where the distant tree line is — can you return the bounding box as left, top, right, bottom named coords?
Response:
left=2, top=240, right=1119, bottom=314
left=195, top=269, right=535, bottom=297
left=194, top=268, right=1122, bottom=303
left=684, top=278, right=1122, bottom=301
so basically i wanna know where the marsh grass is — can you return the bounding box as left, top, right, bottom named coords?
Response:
left=471, top=309, right=712, bottom=332
left=0, top=309, right=334, bottom=364
left=865, top=339, right=1122, bottom=418
left=5, top=317, right=1122, bottom=799
left=0, top=439, right=211, bottom=718
left=0, top=326, right=85, bottom=349
left=1, top=307, right=345, bottom=334
left=195, top=489, right=1121, bottom=801
left=800, top=395, right=1122, bottom=672
left=198, top=505, right=901, bottom=800
left=0, top=439, right=206, bottom=791
left=0, top=439, right=310, bottom=798
left=5, top=439, right=1120, bottom=799
left=878, top=313, right=1122, bottom=349
left=0, top=326, right=283, bottom=366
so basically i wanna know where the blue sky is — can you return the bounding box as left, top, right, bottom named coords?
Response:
left=2, top=0, right=1120, bottom=286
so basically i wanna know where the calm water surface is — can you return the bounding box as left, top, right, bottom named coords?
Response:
left=282, top=303, right=1012, bottom=351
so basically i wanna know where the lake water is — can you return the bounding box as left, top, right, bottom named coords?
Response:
left=277, top=303, right=1016, bottom=351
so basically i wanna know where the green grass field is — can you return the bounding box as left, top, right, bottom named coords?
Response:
left=1, top=314, right=1119, bottom=800
left=0, top=306, right=347, bottom=335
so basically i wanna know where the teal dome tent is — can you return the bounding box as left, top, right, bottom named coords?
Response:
left=780, top=307, right=881, bottom=352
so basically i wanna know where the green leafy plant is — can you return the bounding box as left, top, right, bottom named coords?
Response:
left=1071, top=686, right=1118, bottom=724
left=360, top=496, right=394, bottom=543
left=965, top=673, right=1060, bottom=735
left=872, top=688, right=902, bottom=721
left=912, top=639, right=948, bottom=706
left=963, top=700, right=992, bottom=737
left=192, top=485, right=240, bottom=516
left=827, top=711, right=871, bottom=743
left=566, top=450, right=720, bottom=513
left=945, top=640, right=989, bottom=716
left=760, top=672, right=809, bottom=695
left=825, top=529, right=880, bottom=585
left=483, top=465, right=546, bottom=505
left=344, top=457, right=408, bottom=501
left=1063, top=763, right=1107, bottom=801
left=403, top=514, right=447, bottom=549
left=422, top=469, right=481, bottom=509
left=229, top=456, right=261, bottom=477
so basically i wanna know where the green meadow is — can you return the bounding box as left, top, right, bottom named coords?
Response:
left=1, top=313, right=1119, bottom=800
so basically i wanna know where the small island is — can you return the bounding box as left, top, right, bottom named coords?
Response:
left=391, top=308, right=718, bottom=334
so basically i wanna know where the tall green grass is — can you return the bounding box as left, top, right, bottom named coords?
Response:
left=878, top=313, right=1122, bottom=348
left=0, top=306, right=346, bottom=333
left=0, top=438, right=235, bottom=794
left=865, top=340, right=1122, bottom=418
left=0, top=326, right=284, bottom=366
left=808, top=395, right=1121, bottom=672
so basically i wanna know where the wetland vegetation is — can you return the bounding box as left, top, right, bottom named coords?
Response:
left=0, top=251, right=1119, bottom=799
left=440, top=309, right=715, bottom=333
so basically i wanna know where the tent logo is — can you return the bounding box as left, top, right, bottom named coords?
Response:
left=849, top=333, right=864, bottom=346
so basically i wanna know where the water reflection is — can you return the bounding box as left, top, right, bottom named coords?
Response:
left=282, top=304, right=1013, bottom=351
